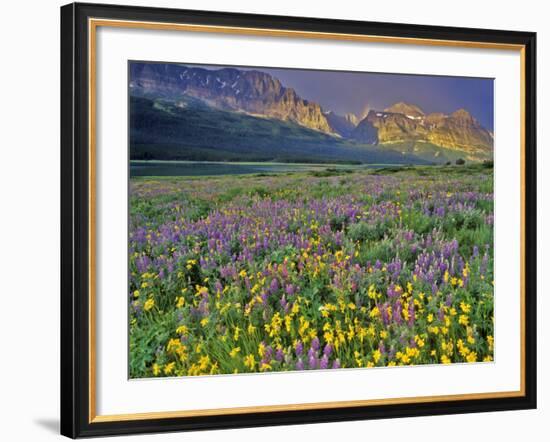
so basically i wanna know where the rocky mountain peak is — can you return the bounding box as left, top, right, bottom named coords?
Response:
left=450, top=108, right=475, bottom=123
left=130, top=63, right=335, bottom=134
left=352, top=104, right=493, bottom=159
left=385, top=102, right=425, bottom=117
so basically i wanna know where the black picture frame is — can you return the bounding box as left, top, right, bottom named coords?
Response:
left=61, top=2, right=537, bottom=438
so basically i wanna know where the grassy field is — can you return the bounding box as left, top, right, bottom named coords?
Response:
left=129, top=160, right=395, bottom=177
left=129, top=165, right=494, bottom=378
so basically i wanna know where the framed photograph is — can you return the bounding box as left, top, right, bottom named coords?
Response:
left=60, top=2, right=536, bottom=438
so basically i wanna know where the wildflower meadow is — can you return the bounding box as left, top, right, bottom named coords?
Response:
left=129, top=165, right=494, bottom=378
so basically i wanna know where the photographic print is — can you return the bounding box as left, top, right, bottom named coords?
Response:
left=128, top=61, right=495, bottom=378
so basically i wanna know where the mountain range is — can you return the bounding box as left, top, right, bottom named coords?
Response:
left=130, top=63, right=493, bottom=164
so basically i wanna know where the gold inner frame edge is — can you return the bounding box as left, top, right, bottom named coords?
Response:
left=87, top=17, right=527, bottom=423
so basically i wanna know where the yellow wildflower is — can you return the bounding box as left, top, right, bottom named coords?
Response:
left=143, top=298, right=155, bottom=311
left=460, top=302, right=471, bottom=313
left=199, top=355, right=210, bottom=370
left=164, top=362, right=175, bottom=375
left=233, top=326, right=241, bottom=341
left=369, top=306, right=380, bottom=318
left=258, top=342, right=266, bottom=358
left=152, top=363, right=161, bottom=376
left=244, top=354, right=255, bottom=370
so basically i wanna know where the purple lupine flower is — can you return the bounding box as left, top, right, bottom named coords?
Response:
left=323, top=343, right=333, bottom=357
left=332, top=359, right=341, bottom=369
left=295, top=358, right=304, bottom=370
left=319, top=354, right=329, bottom=370
left=308, top=354, right=317, bottom=369
left=393, top=301, right=403, bottom=325
left=275, top=348, right=284, bottom=362
left=387, top=284, right=398, bottom=299
left=425, top=270, right=434, bottom=284
left=311, top=337, right=320, bottom=351
left=264, top=345, right=273, bottom=361
left=408, top=301, right=415, bottom=327
left=480, top=252, right=489, bottom=275
left=269, top=278, right=279, bottom=294
left=295, top=340, right=303, bottom=356
left=380, top=303, right=390, bottom=327
left=281, top=265, right=289, bottom=279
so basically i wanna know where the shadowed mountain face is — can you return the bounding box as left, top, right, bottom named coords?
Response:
left=129, top=95, right=430, bottom=165
left=324, top=111, right=359, bottom=138
left=130, top=63, right=493, bottom=163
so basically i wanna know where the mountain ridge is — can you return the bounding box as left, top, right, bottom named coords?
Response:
left=351, top=104, right=493, bottom=160
left=130, top=63, right=493, bottom=162
left=130, top=95, right=432, bottom=165
left=130, top=63, right=335, bottom=135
